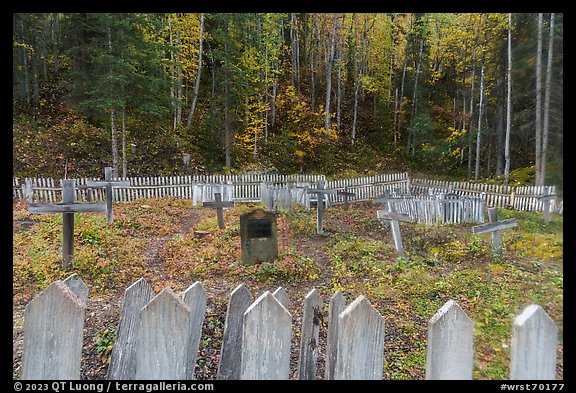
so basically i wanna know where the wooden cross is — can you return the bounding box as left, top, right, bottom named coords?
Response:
left=307, top=181, right=337, bottom=234
left=337, top=186, right=356, bottom=211
left=472, top=207, right=517, bottom=254
left=372, top=190, right=402, bottom=205
left=537, top=187, right=556, bottom=223
left=85, top=167, right=131, bottom=223
left=28, top=180, right=107, bottom=268
left=203, top=192, right=234, bottom=229
left=376, top=209, right=412, bottom=257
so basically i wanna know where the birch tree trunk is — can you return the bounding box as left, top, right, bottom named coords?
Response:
left=535, top=13, right=543, bottom=186
left=541, top=13, right=555, bottom=186
left=504, top=13, right=513, bottom=185
left=186, top=13, right=204, bottom=129
left=408, top=36, right=424, bottom=157
left=474, top=64, right=485, bottom=180
left=324, top=15, right=337, bottom=131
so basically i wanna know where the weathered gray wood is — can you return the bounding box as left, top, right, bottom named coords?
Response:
left=182, top=282, right=208, bottom=380
left=389, top=220, right=405, bottom=257
left=472, top=218, right=517, bottom=235
left=510, top=305, right=558, bottom=380
left=217, top=284, right=254, bottom=380
left=240, top=291, right=292, bottom=380
left=85, top=167, right=130, bottom=222
left=203, top=192, right=233, bottom=229
left=376, top=209, right=406, bottom=257
left=307, top=181, right=337, bottom=234
left=28, top=203, right=108, bottom=213
left=135, top=287, right=192, bottom=380
left=488, top=207, right=501, bottom=250
left=108, top=278, right=154, bottom=380
left=272, top=286, right=289, bottom=309
left=297, top=288, right=321, bottom=380
left=62, top=273, right=89, bottom=308
left=325, top=291, right=346, bottom=380
left=334, top=295, right=385, bottom=380
left=537, top=188, right=556, bottom=223
left=376, top=210, right=412, bottom=222
left=20, top=281, right=86, bottom=380
left=337, top=186, right=356, bottom=211
left=28, top=180, right=106, bottom=268
left=62, top=180, right=75, bottom=268
left=472, top=208, right=517, bottom=253
left=425, top=300, right=474, bottom=380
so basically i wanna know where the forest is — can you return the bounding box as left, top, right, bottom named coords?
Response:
left=12, top=13, right=563, bottom=187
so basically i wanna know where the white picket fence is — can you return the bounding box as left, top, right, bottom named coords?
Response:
left=12, top=173, right=561, bottom=214
left=381, top=194, right=486, bottom=224
left=19, top=275, right=559, bottom=380
left=410, top=178, right=560, bottom=213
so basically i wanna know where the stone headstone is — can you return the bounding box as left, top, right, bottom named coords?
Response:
left=240, top=209, right=278, bottom=265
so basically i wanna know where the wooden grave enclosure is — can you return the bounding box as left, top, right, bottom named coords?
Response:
left=19, top=276, right=559, bottom=381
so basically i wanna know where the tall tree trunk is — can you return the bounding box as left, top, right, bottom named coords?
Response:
left=52, top=13, right=59, bottom=77
left=186, top=13, right=204, bottom=129
left=111, top=108, right=119, bottom=176
left=310, top=17, right=316, bottom=110
left=324, top=15, right=337, bottom=131
left=224, top=16, right=232, bottom=171
left=175, top=26, right=183, bottom=129
left=408, top=36, right=424, bottom=157
left=108, top=20, right=119, bottom=177
left=535, top=13, right=543, bottom=186
left=336, top=57, right=342, bottom=131
left=121, top=107, right=127, bottom=178
left=17, top=18, right=30, bottom=104
left=393, top=87, right=399, bottom=147
left=504, top=13, right=513, bottom=186
left=496, top=63, right=505, bottom=177
left=467, top=56, right=476, bottom=180
left=541, top=13, right=555, bottom=186
left=474, top=64, right=485, bottom=180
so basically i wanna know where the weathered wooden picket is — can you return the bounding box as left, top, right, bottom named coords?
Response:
left=19, top=275, right=559, bottom=380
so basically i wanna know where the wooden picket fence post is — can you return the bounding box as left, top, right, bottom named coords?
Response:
left=19, top=277, right=559, bottom=380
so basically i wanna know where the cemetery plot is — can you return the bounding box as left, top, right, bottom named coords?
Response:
left=12, top=197, right=563, bottom=380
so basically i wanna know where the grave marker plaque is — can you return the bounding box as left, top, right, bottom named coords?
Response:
left=240, top=209, right=278, bottom=265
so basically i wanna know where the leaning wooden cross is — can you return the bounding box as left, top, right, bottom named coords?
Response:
left=337, top=186, right=356, bottom=211
left=307, top=181, right=337, bottom=234
left=537, top=188, right=556, bottom=223
left=376, top=209, right=412, bottom=257
left=28, top=180, right=106, bottom=268
left=85, top=167, right=131, bottom=223
left=203, top=192, right=234, bottom=229
left=471, top=207, right=517, bottom=253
